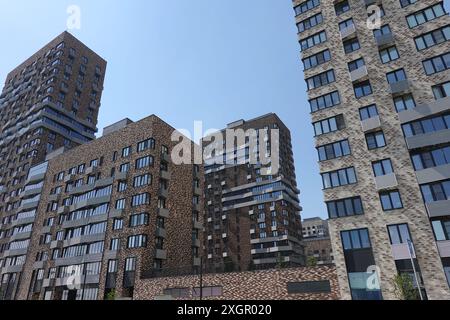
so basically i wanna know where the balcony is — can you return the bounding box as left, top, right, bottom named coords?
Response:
left=160, top=170, right=171, bottom=181
left=64, top=173, right=75, bottom=183
left=194, top=186, right=202, bottom=196
left=349, top=66, right=368, bottom=83
left=157, top=208, right=170, bottom=218
left=340, top=24, right=356, bottom=40
left=62, top=233, right=105, bottom=248
left=109, top=208, right=124, bottom=218
left=115, top=171, right=128, bottom=181
left=192, top=238, right=201, bottom=247
left=361, top=116, right=381, bottom=133
left=158, top=188, right=168, bottom=199
left=161, top=152, right=171, bottom=163
left=415, top=164, right=450, bottom=185
left=375, top=33, right=395, bottom=48
left=85, top=166, right=99, bottom=175
left=375, top=173, right=398, bottom=190
left=391, top=243, right=415, bottom=260
left=398, top=97, right=450, bottom=124
left=10, top=231, right=32, bottom=242
left=193, top=203, right=201, bottom=212
left=405, top=130, right=450, bottom=150
left=62, top=213, right=108, bottom=229
left=155, top=227, right=167, bottom=239
left=156, top=249, right=167, bottom=260
left=193, top=257, right=201, bottom=266
left=69, top=195, right=111, bottom=211
left=193, top=220, right=203, bottom=230
left=437, top=240, right=450, bottom=258
left=389, top=80, right=411, bottom=95
left=426, top=200, right=450, bottom=218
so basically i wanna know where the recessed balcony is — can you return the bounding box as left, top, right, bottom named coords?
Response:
left=398, top=97, right=450, bottom=124
left=415, top=164, right=450, bottom=185
left=405, top=130, right=450, bottom=150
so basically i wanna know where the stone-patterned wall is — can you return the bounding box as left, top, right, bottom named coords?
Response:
left=293, top=0, right=450, bottom=300
left=134, top=266, right=340, bottom=300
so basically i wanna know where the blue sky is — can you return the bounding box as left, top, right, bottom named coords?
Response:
left=0, top=0, right=327, bottom=219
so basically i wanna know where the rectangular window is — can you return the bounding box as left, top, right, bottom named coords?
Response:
left=313, top=114, right=345, bottom=136
left=294, top=0, right=320, bottom=16
left=113, top=218, right=123, bottom=230
left=115, top=198, right=126, bottom=210
left=122, top=146, right=132, bottom=158
left=354, top=80, right=372, bottom=98
left=400, top=0, right=417, bottom=8
left=137, top=138, right=155, bottom=152
left=129, top=213, right=149, bottom=227
left=300, top=30, right=327, bottom=51
left=136, top=156, right=154, bottom=169
left=379, top=46, right=399, bottom=63
left=110, top=238, right=120, bottom=251
left=343, top=38, right=360, bottom=54
left=388, top=224, right=411, bottom=245
left=411, top=145, right=450, bottom=170
left=422, top=52, right=450, bottom=75
left=131, top=193, right=150, bottom=207
left=317, top=139, right=351, bottom=161
left=386, top=68, right=407, bottom=84
left=125, top=257, right=136, bottom=271
left=302, top=49, right=331, bottom=70
left=341, top=229, right=371, bottom=250
left=335, top=0, right=350, bottom=15
left=321, top=167, right=357, bottom=189
left=133, top=174, right=151, bottom=188
left=359, top=104, right=378, bottom=120
left=327, top=197, right=364, bottom=219
left=305, top=69, right=335, bottom=90
left=372, top=159, right=394, bottom=177
left=309, top=90, right=340, bottom=112
left=420, top=179, right=450, bottom=203
left=120, top=163, right=130, bottom=173
left=402, top=113, right=450, bottom=137
left=432, top=81, right=450, bottom=99
left=348, top=58, right=365, bottom=72
left=394, top=94, right=416, bottom=112
left=339, top=18, right=354, bottom=31
left=297, top=13, right=323, bottom=33
left=365, top=131, right=386, bottom=150
left=406, top=3, right=446, bottom=28
left=431, top=218, right=450, bottom=241
left=373, top=24, right=391, bottom=38
left=127, top=235, right=148, bottom=249
left=415, top=25, right=450, bottom=50
left=380, top=190, right=404, bottom=211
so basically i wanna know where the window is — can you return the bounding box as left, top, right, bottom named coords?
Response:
left=115, top=198, right=126, bottom=210
left=294, top=0, right=320, bottom=16
left=348, top=58, right=365, bottom=72
left=432, top=81, right=450, bottom=99
left=341, top=229, right=371, bottom=250
left=300, top=30, right=327, bottom=51
left=163, top=288, right=190, bottom=298
left=129, top=213, right=149, bottom=227
left=335, top=0, right=350, bottom=15
left=402, top=113, right=450, bottom=137
left=380, top=190, right=404, bottom=211
left=423, top=52, right=450, bottom=75
left=359, top=104, right=378, bottom=120
left=133, top=174, right=151, bottom=188
left=120, top=163, right=130, bottom=173
left=406, top=3, right=446, bottom=28
left=136, top=156, right=154, bottom=169
left=117, top=181, right=127, bottom=192
left=415, top=26, right=450, bottom=51
left=380, top=46, right=400, bottom=63
left=400, top=0, right=417, bottom=8
left=420, top=179, right=450, bottom=203
left=343, top=38, right=360, bottom=54
left=192, top=286, right=223, bottom=298
left=313, top=114, right=345, bottom=136
left=388, top=224, right=411, bottom=245
left=354, top=80, right=372, bottom=98
left=122, top=146, right=131, bottom=158
left=386, top=69, right=407, bottom=84
left=365, top=131, right=386, bottom=150
left=125, top=257, right=136, bottom=271
left=302, top=49, right=331, bottom=70
left=309, top=90, right=340, bottom=112
left=127, top=235, right=148, bottom=249
left=297, top=13, right=323, bottom=33
left=372, top=159, right=393, bottom=177
left=113, top=218, right=123, bottom=230
left=327, top=197, right=364, bottom=219
left=411, top=145, right=450, bottom=170
left=305, top=69, right=335, bottom=90
left=321, top=167, right=357, bottom=189
left=431, top=218, right=450, bottom=241
left=373, top=24, right=391, bottom=38
left=394, top=94, right=416, bottom=112
left=131, top=193, right=150, bottom=207
left=339, top=18, right=354, bottom=31
left=317, top=139, right=351, bottom=161
left=110, top=238, right=120, bottom=251
left=137, top=138, right=155, bottom=152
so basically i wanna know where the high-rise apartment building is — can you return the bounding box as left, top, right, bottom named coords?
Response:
left=293, top=0, right=450, bottom=299
left=10, top=115, right=202, bottom=300
left=0, top=32, right=106, bottom=299
left=203, top=113, right=304, bottom=272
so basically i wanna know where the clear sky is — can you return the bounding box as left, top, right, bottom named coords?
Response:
left=0, top=0, right=327, bottom=219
